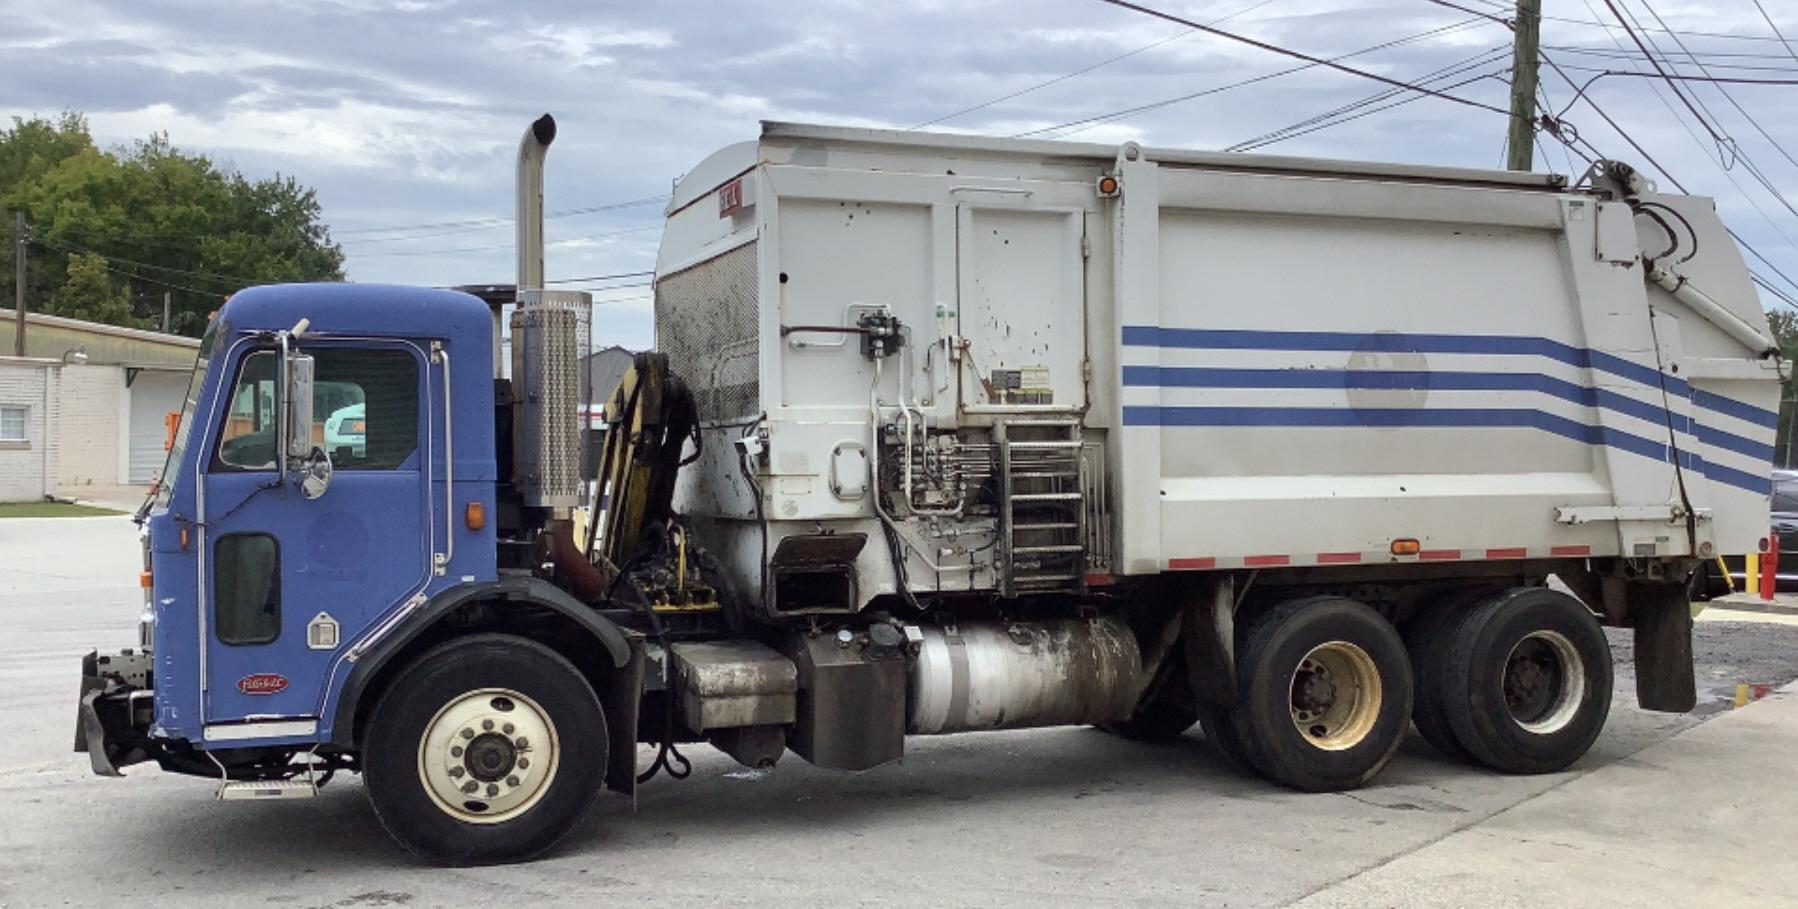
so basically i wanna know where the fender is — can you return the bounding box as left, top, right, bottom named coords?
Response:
left=328, top=577, right=631, bottom=747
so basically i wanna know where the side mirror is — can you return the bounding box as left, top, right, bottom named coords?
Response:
left=297, top=446, right=333, bottom=499
left=283, top=352, right=315, bottom=462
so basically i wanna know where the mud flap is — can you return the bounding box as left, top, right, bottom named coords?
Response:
left=1182, top=574, right=1237, bottom=708
left=599, top=641, right=645, bottom=799
left=1631, top=582, right=1697, bottom=713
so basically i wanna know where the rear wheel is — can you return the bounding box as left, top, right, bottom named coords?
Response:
left=363, top=634, right=608, bottom=864
left=1228, top=597, right=1413, bottom=791
left=1443, top=588, right=1612, bottom=774
left=1105, top=657, right=1199, bottom=741
left=1197, top=705, right=1252, bottom=772
left=1404, top=591, right=1487, bottom=763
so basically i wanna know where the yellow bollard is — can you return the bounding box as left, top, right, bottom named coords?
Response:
left=1735, top=683, right=1751, bottom=709
left=1746, top=552, right=1760, bottom=594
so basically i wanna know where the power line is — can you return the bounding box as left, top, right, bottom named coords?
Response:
left=1633, top=0, right=1798, bottom=174
left=332, top=194, right=669, bottom=239
left=351, top=224, right=661, bottom=259
left=1600, top=0, right=1727, bottom=147
left=910, top=0, right=1276, bottom=130
left=1225, top=47, right=1512, bottom=151
left=1543, top=44, right=1798, bottom=70
left=1018, top=17, right=1494, bottom=139
left=1455, top=0, right=1797, bottom=44
left=1086, top=0, right=1521, bottom=122
left=1556, top=68, right=1798, bottom=86
left=34, top=235, right=267, bottom=289
left=1756, top=0, right=1798, bottom=64
left=543, top=270, right=655, bottom=286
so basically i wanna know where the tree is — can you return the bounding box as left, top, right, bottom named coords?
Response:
left=2, top=112, right=344, bottom=336
left=1769, top=309, right=1798, bottom=469
left=49, top=252, right=141, bottom=327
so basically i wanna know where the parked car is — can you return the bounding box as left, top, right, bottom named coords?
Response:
left=324, top=402, right=366, bottom=459
left=1692, top=469, right=1798, bottom=599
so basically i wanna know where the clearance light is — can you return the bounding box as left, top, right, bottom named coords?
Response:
left=1097, top=175, right=1120, bottom=196
left=465, top=502, right=486, bottom=531
left=1391, top=538, right=1421, bottom=556
left=139, top=570, right=153, bottom=589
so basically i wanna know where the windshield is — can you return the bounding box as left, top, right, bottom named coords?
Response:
left=151, top=319, right=222, bottom=511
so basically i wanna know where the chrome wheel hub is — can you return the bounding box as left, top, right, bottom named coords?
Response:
left=417, top=688, right=559, bottom=823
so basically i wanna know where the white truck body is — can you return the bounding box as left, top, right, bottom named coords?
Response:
left=655, top=122, right=1780, bottom=608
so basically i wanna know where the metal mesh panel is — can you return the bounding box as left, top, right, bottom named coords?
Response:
left=656, top=242, right=760, bottom=423
left=514, top=290, right=592, bottom=508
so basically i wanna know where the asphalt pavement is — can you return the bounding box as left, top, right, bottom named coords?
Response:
left=3, top=514, right=1797, bottom=908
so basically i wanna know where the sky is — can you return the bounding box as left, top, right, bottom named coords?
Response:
left=4, top=0, right=1796, bottom=350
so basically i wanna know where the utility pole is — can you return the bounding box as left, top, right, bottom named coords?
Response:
left=12, top=212, right=24, bottom=357
left=161, top=291, right=171, bottom=333
left=1505, top=0, right=1543, bottom=172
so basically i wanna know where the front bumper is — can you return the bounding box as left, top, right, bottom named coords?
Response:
left=74, top=650, right=156, bottom=776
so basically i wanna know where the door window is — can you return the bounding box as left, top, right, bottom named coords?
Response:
left=215, top=533, right=280, bottom=645
left=213, top=347, right=419, bottom=471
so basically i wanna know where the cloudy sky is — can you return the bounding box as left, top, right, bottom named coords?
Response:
left=4, top=0, right=1796, bottom=349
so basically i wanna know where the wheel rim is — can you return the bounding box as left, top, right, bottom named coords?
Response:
left=417, top=688, right=560, bottom=824
left=1503, top=630, right=1585, bottom=735
left=1288, top=641, right=1383, bottom=751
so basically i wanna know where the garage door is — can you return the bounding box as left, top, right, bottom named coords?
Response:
left=127, top=370, right=190, bottom=484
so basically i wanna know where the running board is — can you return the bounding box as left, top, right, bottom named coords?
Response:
left=217, top=778, right=319, bottom=801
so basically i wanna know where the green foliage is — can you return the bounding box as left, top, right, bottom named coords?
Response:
left=49, top=252, right=142, bottom=327
left=1, top=112, right=344, bottom=337
left=1769, top=309, right=1798, bottom=468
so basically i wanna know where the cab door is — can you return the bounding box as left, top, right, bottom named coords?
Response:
left=199, top=341, right=431, bottom=727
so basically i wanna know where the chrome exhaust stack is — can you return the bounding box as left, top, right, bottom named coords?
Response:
left=509, top=113, right=590, bottom=512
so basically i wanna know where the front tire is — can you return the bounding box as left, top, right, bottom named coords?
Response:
left=1229, top=597, right=1414, bottom=792
left=1442, top=588, right=1612, bottom=774
left=363, top=634, right=608, bottom=865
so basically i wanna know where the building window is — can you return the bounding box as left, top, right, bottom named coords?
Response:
left=0, top=405, right=26, bottom=443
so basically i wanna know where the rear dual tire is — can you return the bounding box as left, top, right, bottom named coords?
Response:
left=1218, top=597, right=1414, bottom=792
left=1408, top=587, right=1612, bottom=774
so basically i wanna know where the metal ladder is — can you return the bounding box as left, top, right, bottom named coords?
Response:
left=996, top=419, right=1088, bottom=597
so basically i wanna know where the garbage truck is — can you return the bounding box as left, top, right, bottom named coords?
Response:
left=77, top=114, right=1782, bottom=864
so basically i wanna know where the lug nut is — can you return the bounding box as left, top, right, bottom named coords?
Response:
left=449, top=766, right=465, bottom=779
left=486, top=784, right=499, bottom=797
left=450, top=745, right=463, bottom=758
left=459, top=728, right=475, bottom=740
left=482, top=719, right=494, bottom=731
left=517, top=757, right=531, bottom=770
left=462, top=781, right=478, bottom=793
left=515, top=736, right=530, bottom=750
left=502, top=723, right=515, bottom=735
left=506, top=776, right=520, bottom=787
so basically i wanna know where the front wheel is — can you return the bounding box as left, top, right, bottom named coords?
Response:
left=362, top=634, right=608, bottom=865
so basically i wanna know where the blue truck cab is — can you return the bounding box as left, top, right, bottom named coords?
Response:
left=81, top=277, right=649, bottom=863
left=83, top=284, right=503, bottom=752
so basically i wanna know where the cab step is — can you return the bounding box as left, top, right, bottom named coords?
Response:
left=216, top=777, right=320, bottom=801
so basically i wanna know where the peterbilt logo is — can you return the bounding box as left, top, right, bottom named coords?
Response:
left=236, top=673, right=289, bottom=695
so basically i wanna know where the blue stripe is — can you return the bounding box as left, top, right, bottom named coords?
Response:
left=1121, top=326, right=1778, bottom=426
left=1122, top=404, right=1771, bottom=496
left=1694, top=388, right=1780, bottom=430
left=1122, top=365, right=1776, bottom=462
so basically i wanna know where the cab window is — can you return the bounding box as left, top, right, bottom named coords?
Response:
left=213, top=347, right=419, bottom=471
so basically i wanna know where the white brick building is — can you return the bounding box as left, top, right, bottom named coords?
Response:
left=0, top=357, right=60, bottom=502
left=0, top=310, right=199, bottom=498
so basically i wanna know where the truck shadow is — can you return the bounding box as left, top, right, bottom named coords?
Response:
left=122, top=724, right=1611, bottom=873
